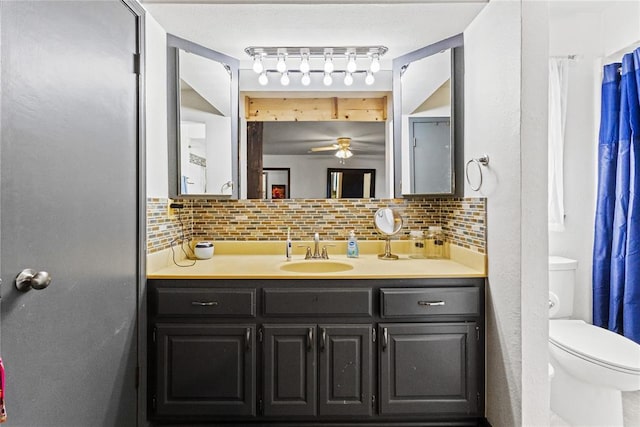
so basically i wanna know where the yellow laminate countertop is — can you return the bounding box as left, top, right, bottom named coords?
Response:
left=147, top=241, right=486, bottom=279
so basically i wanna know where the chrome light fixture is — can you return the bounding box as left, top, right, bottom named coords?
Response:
left=245, top=46, right=387, bottom=87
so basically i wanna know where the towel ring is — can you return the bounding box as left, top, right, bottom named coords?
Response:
left=465, top=155, right=490, bottom=191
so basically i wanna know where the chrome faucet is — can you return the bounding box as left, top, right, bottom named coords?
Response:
left=305, top=232, right=329, bottom=259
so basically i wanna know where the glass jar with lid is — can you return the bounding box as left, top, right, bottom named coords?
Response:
left=409, top=230, right=425, bottom=259
left=425, top=226, right=444, bottom=259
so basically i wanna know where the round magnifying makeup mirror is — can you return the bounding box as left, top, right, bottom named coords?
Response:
left=374, top=208, right=403, bottom=260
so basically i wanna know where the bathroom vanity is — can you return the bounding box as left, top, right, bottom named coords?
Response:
left=147, top=249, right=486, bottom=425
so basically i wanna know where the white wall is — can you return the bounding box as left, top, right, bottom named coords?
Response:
left=464, top=1, right=549, bottom=425
left=145, top=13, right=169, bottom=198
left=263, top=154, right=385, bottom=199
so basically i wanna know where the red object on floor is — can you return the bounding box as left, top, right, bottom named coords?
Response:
left=0, top=358, right=6, bottom=423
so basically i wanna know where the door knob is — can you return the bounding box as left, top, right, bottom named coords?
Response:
left=15, top=269, right=52, bottom=292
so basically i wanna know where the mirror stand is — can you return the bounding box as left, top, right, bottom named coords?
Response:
left=379, top=237, right=399, bottom=260
left=374, top=207, right=403, bottom=260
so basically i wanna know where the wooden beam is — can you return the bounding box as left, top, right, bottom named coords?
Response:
left=246, top=121, right=263, bottom=199
left=245, top=97, right=387, bottom=122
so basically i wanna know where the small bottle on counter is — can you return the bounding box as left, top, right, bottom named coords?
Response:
left=409, top=230, right=425, bottom=259
left=425, top=226, right=445, bottom=259
left=347, top=230, right=359, bottom=258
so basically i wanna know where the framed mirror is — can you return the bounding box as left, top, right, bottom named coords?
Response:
left=167, top=34, right=239, bottom=198
left=327, top=168, right=376, bottom=198
left=393, top=33, right=464, bottom=197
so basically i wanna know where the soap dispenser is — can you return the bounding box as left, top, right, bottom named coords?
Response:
left=347, top=230, right=359, bottom=258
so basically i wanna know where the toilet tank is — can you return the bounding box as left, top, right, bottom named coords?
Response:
left=549, top=256, right=578, bottom=319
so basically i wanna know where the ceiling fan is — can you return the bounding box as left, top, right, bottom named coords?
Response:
left=309, top=137, right=354, bottom=159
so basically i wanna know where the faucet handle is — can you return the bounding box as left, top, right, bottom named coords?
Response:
left=305, top=247, right=312, bottom=259
left=321, top=244, right=335, bottom=259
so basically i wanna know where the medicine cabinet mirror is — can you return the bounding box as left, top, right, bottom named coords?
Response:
left=167, top=34, right=239, bottom=198
left=393, top=34, right=464, bottom=196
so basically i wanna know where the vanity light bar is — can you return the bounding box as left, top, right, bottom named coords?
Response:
left=244, top=46, right=388, bottom=58
left=246, top=46, right=387, bottom=87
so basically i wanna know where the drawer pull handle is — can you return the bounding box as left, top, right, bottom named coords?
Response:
left=320, top=328, right=326, bottom=352
left=382, top=327, right=388, bottom=351
left=418, top=300, right=445, bottom=307
left=307, top=328, right=314, bottom=352
left=191, top=301, right=219, bottom=307
left=245, top=328, right=251, bottom=350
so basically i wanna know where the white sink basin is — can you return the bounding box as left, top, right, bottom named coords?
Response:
left=279, top=260, right=354, bottom=273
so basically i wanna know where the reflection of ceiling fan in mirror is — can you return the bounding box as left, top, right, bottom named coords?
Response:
left=310, top=137, right=354, bottom=159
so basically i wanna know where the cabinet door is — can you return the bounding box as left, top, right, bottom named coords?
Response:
left=155, top=324, right=256, bottom=417
left=263, top=325, right=317, bottom=416
left=318, top=325, right=373, bottom=417
left=379, top=322, right=478, bottom=415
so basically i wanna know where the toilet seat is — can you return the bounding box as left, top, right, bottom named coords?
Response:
left=549, top=320, right=640, bottom=375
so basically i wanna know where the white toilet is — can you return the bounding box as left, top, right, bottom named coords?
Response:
left=548, top=256, right=640, bottom=426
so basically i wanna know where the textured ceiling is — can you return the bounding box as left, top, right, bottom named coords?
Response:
left=143, top=2, right=487, bottom=67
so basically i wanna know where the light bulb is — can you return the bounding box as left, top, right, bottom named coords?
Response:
left=280, top=72, right=290, bottom=86
left=323, top=73, right=332, bottom=86
left=365, top=71, right=375, bottom=85
left=346, top=54, right=357, bottom=73
left=252, top=56, right=263, bottom=74
left=344, top=72, right=353, bottom=86
left=324, top=56, right=334, bottom=73
left=370, top=55, right=381, bottom=73
left=258, top=72, right=268, bottom=86
left=276, top=56, right=287, bottom=73
left=299, top=55, right=310, bottom=73
left=301, top=73, right=311, bottom=86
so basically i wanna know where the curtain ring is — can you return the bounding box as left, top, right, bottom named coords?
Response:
left=465, top=155, right=490, bottom=191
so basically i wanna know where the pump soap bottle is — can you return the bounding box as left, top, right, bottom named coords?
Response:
left=347, top=230, right=359, bottom=258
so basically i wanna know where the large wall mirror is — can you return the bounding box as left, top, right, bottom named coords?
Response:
left=393, top=33, right=464, bottom=196
left=246, top=119, right=389, bottom=199
left=167, top=34, right=239, bottom=198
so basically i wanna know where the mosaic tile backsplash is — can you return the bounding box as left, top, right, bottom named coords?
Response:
left=146, top=197, right=486, bottom=254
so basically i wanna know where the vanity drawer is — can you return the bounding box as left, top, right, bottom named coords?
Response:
left=156, top=288, right=256, bottom=317
left=381, top=287, right=480, bottom=317
left=264, top=288, right=372, bottom=317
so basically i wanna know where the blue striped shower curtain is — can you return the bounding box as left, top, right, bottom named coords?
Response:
left=593, top=47, right=640, bottom=344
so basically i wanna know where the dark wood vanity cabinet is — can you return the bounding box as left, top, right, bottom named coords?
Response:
left=148, top=278, right=484, bottom=425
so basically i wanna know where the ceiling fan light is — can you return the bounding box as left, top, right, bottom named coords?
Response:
left=258, top=72, right=269, bottom=86
left=252, top=55, right=264, bottom=73
left=335, top=148, right=353, bottom=159
left=365, top=71, right=375, bottom=85
left=323, top=73, right=333, bottom=86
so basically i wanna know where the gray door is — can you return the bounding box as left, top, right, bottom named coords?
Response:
left=0, top=1, right=140, bottom=426
left=410, top=118, right=452, bottom=194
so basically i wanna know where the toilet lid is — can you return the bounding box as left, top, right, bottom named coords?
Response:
left=549, top=320, right=640, bottom=374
